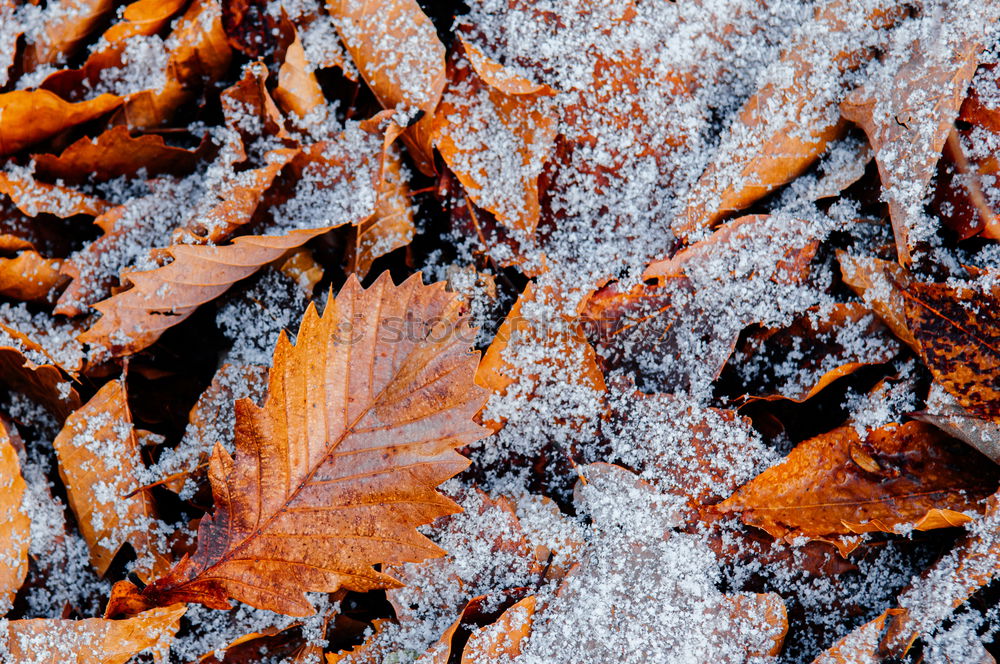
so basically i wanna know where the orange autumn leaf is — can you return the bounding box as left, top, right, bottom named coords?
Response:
left=39, top=0, right=188, bottom=98
left=52, top=379, right=171, bottom=579
left=33, top=125, right=204, bottom=184
left=477, top=282, right=606, bottom=428
left=434, top=43, right=557, bottom=238
left=118, top=0, right=232, bottom=129
left=840, top=3, right=990, bottom=265
left=0, top=323, right=81, bottom=419
left=107, top=273, right=489, bottom=616
left=715, top=421, right=1000, bottom=555
left=811, top=608, right=903, bottom=664
left=0, top=170, right=112, bottom=218
left=460, top=595, right=536, bottom=663
left=3, top=604, right=185, bottom=663
left=879, top=491, right=1000, bottom=657
left=678, top=0, right=904, bottom=236
left=0, top=418, right=29, bottom=614
left=328, top=0, right=445, bottom=174
left=837, top=251, right=919, bottom=350
left=19, top=0, right=115, bottom=73
left=274, top=20, right=326, bottom=121
left=347, top=127, right=415, bottom=277
left=0, top=250, right=62, bottom=301
left=0, top=90, right=121, bottom=157
left=78, top=226, right=335, bottom=356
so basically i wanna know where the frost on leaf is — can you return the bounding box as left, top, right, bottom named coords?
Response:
left=52, top=379, right=171, bottom=580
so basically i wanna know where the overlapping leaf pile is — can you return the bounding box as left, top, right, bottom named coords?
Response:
left=0, top=0, right=999, bottom=662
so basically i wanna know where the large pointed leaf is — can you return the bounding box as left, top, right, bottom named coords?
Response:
left=108, top=272, right=489, bottom=616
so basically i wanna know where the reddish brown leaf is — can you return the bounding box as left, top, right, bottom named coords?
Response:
left=478, top=282, right=606, bottom=428
left=0, top=250, right=62, bottom=301
left=730, top=302, right=900, bottom=402
left=840, top=5, right=991, bottom=265
left=19, top=0, right=115, bottom=73
left=433, top=42, right=557, bottom=238
left=3, top=604, right=185, bottom=663
left=0, top=418, right=29, bottom=614
left=838, top=251, right=919, bottom=350
left=459, top=595, right=536, bottom=663
left=0, top=323, right=81, bottom=419
left=79, top=226, right=334, bottom=356
left=811, top=608, right=902, bottom=664
left=328, top=0, right=446, bottom=174
left=879, top=491, right=1000, bottom=656
left=678, top=0, right=903, bottom=235
left=107, top=273, right=489, bottom=616
left=117, top=0, right=233, bottom=129
left=715, top=421, right=1000, bottom=555
left=0, top=90, right=121, bottom=157
left=901, top=277, right=1000, bottom=419
left=0, top=169, right=112, bottom=218
left=33, top=126, right=205, bottom=184
left=53, top=379, right=171, bottom=579
left=274, top=21, right=326, bottom=121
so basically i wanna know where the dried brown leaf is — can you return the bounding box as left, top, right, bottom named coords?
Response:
left=107, top=273, right=489, bottom=616
left=716, top=421, right=1000, bottom=555
left=3, top=604, right=185, bottom=663
left=0, top=418, right=29, bottom=614
left=328, top=0, right=445, bottom=174
left=53, top=379, right=171, bottom=579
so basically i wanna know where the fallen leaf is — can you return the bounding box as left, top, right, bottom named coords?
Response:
left=118, top=0, right=233, bottom=129
left=53, top=379, right=171, bottom=579
left=0, top=322, right=80, bottom=419
left=433, top=42, right=557, bottom=237
left=2, top=604, right=185, bottom=663
left=79, top=226, right=334, bottom=356
left=460, top=595, right=535, bottom=663
left=347, top=128, right=414, bottom=277
left=837, top=251, right=918, bottom=350
left=165, top=362, right=270, bottom=495
left=107, top=272, right=489, bottom=616
left=0, top=418, right=29, bottom=615
left=478, top=282, right=606, bottom=428
left=879, top=491, right=1000, bottom=656
left=715, top=421, right=1000, bottom=555
left=0, top=250, right=62, bottom=301
left=0, top=90, right=122, bottom=157
left=328, top=0, right=446, bottom=174
left=729, top=303, right=901, bottom=402
left=33, top=126, right=205, bottom=184
left=0, top=170, right=112, bottom=219
left=274, top=19, right=326, bottom=121
left=19, top=0, right=115, bottom=73
left=840, top=3, right=996, bottom=264
left=913, top=383, right=1000, bottom=464
left=901, top=277, right=1000, bottom=419
left=811, top=608, right=902, bottom=664
left=678, top=0, right=903, bottom=235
